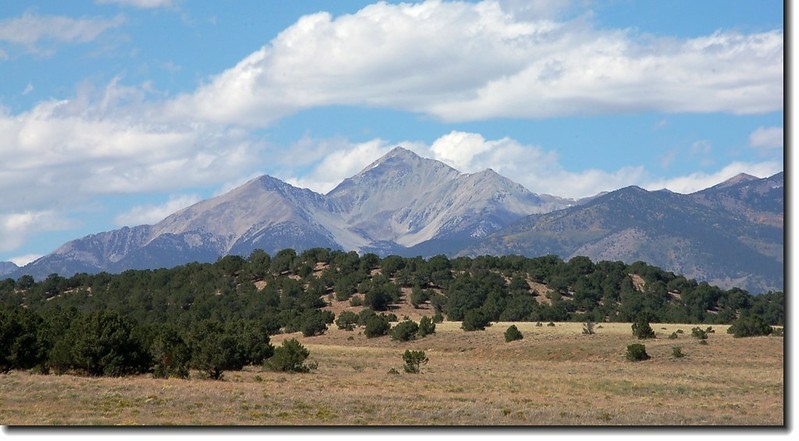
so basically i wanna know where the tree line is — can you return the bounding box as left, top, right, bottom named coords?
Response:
left=1, top=248, right=783, bottom=377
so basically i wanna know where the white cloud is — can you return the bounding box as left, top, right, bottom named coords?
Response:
left=643, top=161, right=783, bottom=194
left=424, top=130, right=647, bottom=198
left=0, top=13, right=125, bottom=50
left=96, top=0, right=175, bottom=8
left=0, top=210, right=76, bottom=253
left=0, top=79, right=266, bottom=212
left=114, top=194, right=202, bottom=226
left=749, top=126, right=783, bottom=149
left=166, top=0, right=782, bottom=126
left=280, top=131, right=783, bottom=200
left=280, top=131, right=649, bottom=199
left=22, top=82, right=34, bottom=95
left=8, top=254, right=43, bottom=267
left=285, top=139, right=396, bottom=194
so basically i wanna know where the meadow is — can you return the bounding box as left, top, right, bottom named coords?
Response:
left=0, top=321, right=784, bottom=426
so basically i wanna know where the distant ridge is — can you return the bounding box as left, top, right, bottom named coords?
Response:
left=14, top=147, right=570, bottom=279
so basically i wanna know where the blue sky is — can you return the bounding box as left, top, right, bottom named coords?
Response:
left=0, top=0, right=784, bottom=266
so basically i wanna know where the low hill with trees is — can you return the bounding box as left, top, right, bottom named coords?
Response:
left=0, top=248, right=783, bottom=378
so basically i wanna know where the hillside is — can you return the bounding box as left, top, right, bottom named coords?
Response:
left=461, top=173, right=784, bottom=294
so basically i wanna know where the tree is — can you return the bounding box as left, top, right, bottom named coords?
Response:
left=402, top=349, right=428, bottom=374
left=0, top=306, right=48, bottom=373
left=335, top=310, right=359, bottom=331
left=504, top=325, right=523, bottom=342
left=391, top=320, right=419, bottom=342
left=461, top=309, right=491, bottom=331
left=364, top=314, right=391, bottom=338
left=631, top=316, right=655, bottom=339
left=264, top=338, right=314, bottom=373
left=727, top=315, right=773, bottom=338
left=149, top=325, right=190, bottom=379
left=625, top=343, right=650, bottom=362
left=187, top=320, right=246, bottom=380
left=417, top=316, right=436, bottom=337
left=53, top=310, right=150, bottom=377
left=299, top=309, right=332, bottom=337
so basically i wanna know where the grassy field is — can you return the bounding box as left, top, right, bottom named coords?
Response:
left=0, top=321, right=784, bottom=426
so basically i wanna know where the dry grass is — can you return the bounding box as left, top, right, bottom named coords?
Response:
left=0, top=320, right=783, bottom=426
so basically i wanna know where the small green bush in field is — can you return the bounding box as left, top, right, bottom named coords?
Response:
left=402, top=350, right=428, bottom=374
left=727, top=315, right=773, bottom=338
left=631, top=317, right=655, bottom=339
left=671, top=346, right=685, bottom=358
left=504, top=325, right=523, bottom=342
left=625, top=343, right=650, bottom=362
left=264, top=338, right=314, bottom=373
left=691, top=327, right=708, bottom=340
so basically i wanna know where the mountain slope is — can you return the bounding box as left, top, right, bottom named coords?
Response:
left=328, top=147, right=571, bottom=252
left=462, top=173, right=784, bottom=294
left=13, top=147, right=569, bottom=279
left=0, top=261, right=19, bottom=277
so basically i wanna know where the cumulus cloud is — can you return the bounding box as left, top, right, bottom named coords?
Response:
left=8, top=254, right=43, bottom=267
left=0, top=210, right=77, bottom=253
left=424, top=131, right=647, bottom=198
left=279, top=131, right=648, bottom=199
left=114, top=194, right=202, bottom=226
left=0, top=79, right=266, bottom=213
left=749, top=126, right=783, bottom=149
left=281, top=131, right=783, bottom=200
left=166, top=0, right=782, bottom=126
left=0, top=13, right=125, bottom=51
left=643, top=160, right=783, bottom=194
left=285, top=139, right=397, bottom=193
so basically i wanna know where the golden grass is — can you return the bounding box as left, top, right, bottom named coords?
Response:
left=0, top=321, right=784, bottom=426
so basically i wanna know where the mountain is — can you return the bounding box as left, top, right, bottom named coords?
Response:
left=461, top=172, right=784, bottom=294
left=0, top=261, right=18, bottom=277
left=12, top=147, right=571, bottom=279
left=327, top=147, right=569, bottom=255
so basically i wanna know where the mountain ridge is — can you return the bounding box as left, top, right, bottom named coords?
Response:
left=14, top=147, right=571, bottom=279
left=8, top=148, right=783, bottom=295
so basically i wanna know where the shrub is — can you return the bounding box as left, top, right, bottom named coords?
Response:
left=625, top=343, right=650, bottom=362
left=264, top=338, right=314, bottom=373
left=668, top=332, right=678, bottom=340
left=504, top=325, right=523, bottom=342
left=690, top=327, right=708, bottom=340
left=418, top=316, right=436, bottom=337
left=402, top=349, right=428, bottom=374
left=54, top=310, right=150, bottom=377
left=335, top=311, right=359, bottom=331
left=300, top=310, right=331, bottom=337
left=364, top=314, right=391, bottom=338
left=727, top=315, right=773, bottom=338
left=631, top=317, right=655, bottom=339
left=187, top=320, right=247, bottom=380
left=773, top=327, right=784, bottom=337
left=582, top=321, right=595, bottom=335
left=150, top=326, right=190, bottom=379
left=432, top=311, right=444, bottom=324
left=461, top=309, right=491, bottom=331
left=547, top=322, right=555, bottom=327
left=671, top=346, right=685, bottom=358
left=391, top=320, right=419, bottom=342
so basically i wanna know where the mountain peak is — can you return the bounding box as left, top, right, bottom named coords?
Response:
left=711, top=173, right=759, bottom=190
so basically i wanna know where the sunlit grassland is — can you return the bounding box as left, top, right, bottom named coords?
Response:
left=0, top=321, right=783, bottom=426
